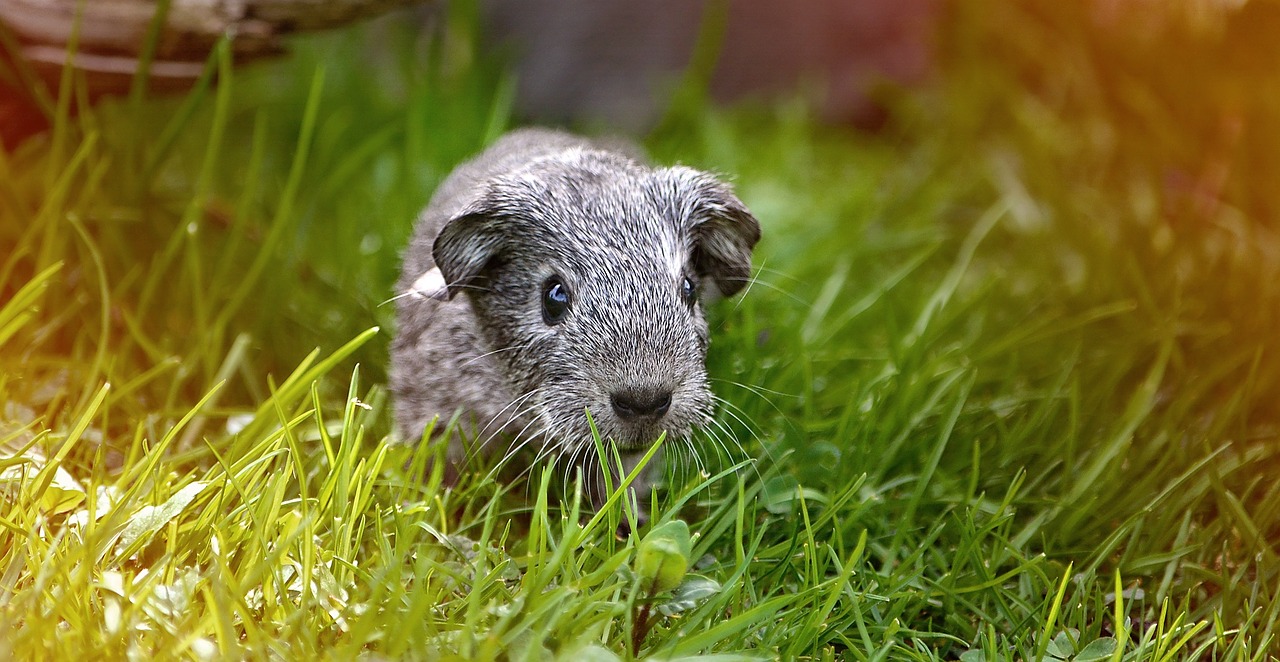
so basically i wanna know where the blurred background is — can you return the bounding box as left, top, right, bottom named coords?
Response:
left=1, top=0, right=938, bottom=144
left=7, top=0, right=1277, bottom=242
left=476, top=0, right=936, bottom=131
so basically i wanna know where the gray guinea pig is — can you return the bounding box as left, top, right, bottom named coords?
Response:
left=390, top=128, right=760, bottom=519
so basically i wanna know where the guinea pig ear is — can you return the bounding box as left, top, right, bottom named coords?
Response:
left=665, top=167, right=762, bottom=298
left=406, top=267, right=449, bottom=301
left=430, top=202, right=509, bottom=300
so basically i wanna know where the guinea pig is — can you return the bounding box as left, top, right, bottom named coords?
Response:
left=390, top=128, right=760, bottom=520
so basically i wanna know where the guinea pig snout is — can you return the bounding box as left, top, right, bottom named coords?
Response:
left=609, top=386, right=673, bottom=420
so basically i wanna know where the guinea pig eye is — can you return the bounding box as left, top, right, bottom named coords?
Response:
left=541, top=276, right=571, bottom=325
left=680, top=276, right=697, bottom=305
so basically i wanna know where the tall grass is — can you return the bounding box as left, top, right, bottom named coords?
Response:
left=1, top=2, right=1277, bottom=659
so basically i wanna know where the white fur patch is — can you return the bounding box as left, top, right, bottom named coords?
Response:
left=408, top=267, right=449, bottom=301
left=660, top=223, right=684, bottom=279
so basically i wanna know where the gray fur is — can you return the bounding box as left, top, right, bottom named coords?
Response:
left=390, top=128, right=759, bottom=515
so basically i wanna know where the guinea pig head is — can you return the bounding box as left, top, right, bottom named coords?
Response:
left=420, top=155, right=759, bottom=491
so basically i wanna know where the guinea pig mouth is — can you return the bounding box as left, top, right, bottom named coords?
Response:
left=605, top=419, right=687, bottom=452
left=610, top=434, right=661, bottom=452
left=542, top=390, right=701, bottom=453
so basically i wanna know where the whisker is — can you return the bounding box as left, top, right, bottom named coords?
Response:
left=527, top=439, right=566, bottom=479
left=379, top=290, right=419, bottom=306
left=379, top=281, right=495, bottom=307
left=472, top=387, right=545, bottom=443
left=481, top=403, right=554, bottom=477
left=461, top=339, right=535, bottom=368
left=443, top=282, right=494, bottom=295
left=701, top=421, right=766, bottom=490
left=711, top=395, right=772, bottom=457
left=569, top=439, right=596, bottom=504
left=669, top=439, right=687, bottom=484
left=707, top=395, right=774, bottom=483
left=724, top=259, right=806, bottom=311
left=680, top=436, right=705, bottom=475
left=703, top=418, right=742, bottom=464
left=709, top=376, right=798, bottom=402
left=484, top=421, right=545, bottom=483
left=747, top=264, right=806, bottom=284
left=712, top=393, right=763, bottom=430
left=463, top=388, right=547, bottom=468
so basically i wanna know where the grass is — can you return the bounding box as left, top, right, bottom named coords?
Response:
left=2, top=2, right=1279, bottom=659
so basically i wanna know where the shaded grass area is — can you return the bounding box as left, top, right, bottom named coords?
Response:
left=2, top=3, right=1278, bottom=659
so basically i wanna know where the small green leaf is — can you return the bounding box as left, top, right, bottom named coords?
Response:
left=657, top=574, right=721, bottom=616
left=115, top=481, right=207, bottom=555
left=1046, top=630, right=1078, bottom=659
left=2, top=462, right=87, bottom=514
left=635, top=519, right=691, bottom=594
left=1074, top=637, right=1118, bottom=662
left=760, top=475, right=827, bottom=515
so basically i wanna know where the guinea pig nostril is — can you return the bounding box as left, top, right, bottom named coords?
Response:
left=610, top=388, right=673, bottom=420
left=651, top=392, right=672, bottom=417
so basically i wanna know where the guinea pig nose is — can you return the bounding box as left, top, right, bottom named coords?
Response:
left=610, top=388, right=673, bottom=420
